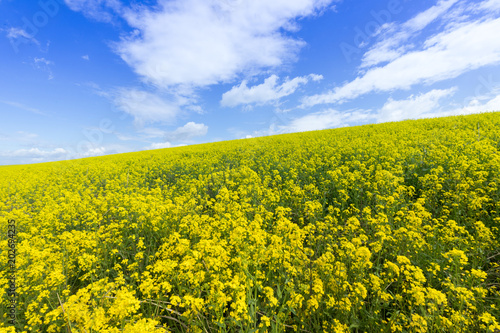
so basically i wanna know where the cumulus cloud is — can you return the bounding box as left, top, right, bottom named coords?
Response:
left=163, top=122, right=208, bottom=142
left=79, top=146, right=107, bottom=157
left=147, top=142, right=172, bottom=150
left=65, top=0, right=335, bottom=124
left=221, top=74, right=323, bottom=107
left=113, top=0, right=334, bottom=89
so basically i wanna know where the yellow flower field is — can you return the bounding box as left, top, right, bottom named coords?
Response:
left=1, top=112, right=500, bottom=332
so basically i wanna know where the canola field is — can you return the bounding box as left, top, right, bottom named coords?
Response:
left=1, top=112, right=500, bottom=333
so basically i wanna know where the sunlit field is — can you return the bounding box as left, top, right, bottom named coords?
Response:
left=1, top=112, right=500, bottom=332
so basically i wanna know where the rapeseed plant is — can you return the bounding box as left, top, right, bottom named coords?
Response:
left=1, top=112, right=500, bottom=332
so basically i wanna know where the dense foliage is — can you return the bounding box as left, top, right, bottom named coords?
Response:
left=1, top=112, right=500, bottom=332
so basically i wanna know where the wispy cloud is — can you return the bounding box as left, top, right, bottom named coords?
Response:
left=63, top=0, right=123, bottom=22
left=221, top=74, right=322, bottom=107
left=138, top=127, right=167, bottom=139
left=111, top=88, right=183, bottom=126
left=251, top=85, right=500, bottom=137
left=360, top=0, right=460, bottom=69
left=0, top=142, right=134, bottom=164
left=376, top=89, right=500, bottom=121
left=7, top=28, right=36, bottom=40
left=302, top=0, right=500, bottom=107
left=0, top=131, right=40, bottom=145
left=478, top=0, right=500, bottom=11
left=34, top=57, right=53, bottom=66
left=4, top=27, right=41, bottom=53
left=114, top=121, right=208, bottom=144
left=376, top=88, right=457, bottom=123
left=0, top=100, right=47, bottom=116
left=4, top=147, right=68, bottom=159
left=34, top=57, right=55, bottom=79
left=6, top=27, right=40, bottom=45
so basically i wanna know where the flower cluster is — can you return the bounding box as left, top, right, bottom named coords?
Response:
left=1, top=112, right=500, bottom=332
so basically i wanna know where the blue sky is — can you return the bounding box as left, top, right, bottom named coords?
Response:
left=1, top=0, right=500, bottom=165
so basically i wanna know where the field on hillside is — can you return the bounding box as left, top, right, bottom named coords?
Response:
left=1, top=113, right=500, bottom=333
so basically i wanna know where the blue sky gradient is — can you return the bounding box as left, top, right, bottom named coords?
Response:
left=1, top=0, right=500, bottom=165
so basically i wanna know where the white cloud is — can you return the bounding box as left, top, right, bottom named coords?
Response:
left=115, top=122, right=207, bottom=146
left=440, top=94, right=500, bottom=117
left=221, top=74, right=322, bottom=107
left=284, top=109, right=344, bottom=132
left=246, top=108, right=371, bottom=138
left=283, top=109, right=372, bottom=132
left=68, top=0, right=333, bottom=123
left=5, top=27, right=41, bottom=52
left=34, top=57, right=55, bottom=80
left=164, top=122, right=208, bottom=142
left=63, top=0, right=123, bottom=21
left=72, top=144, right=132, bottom=159
left=114, top=0, right=334, bottom=89
left=478, top=0, right=500, bottom=11
left=377, top=88, right=456, bottom=123
left=309, top=74, right=324, bottom=82
left=139, top=127, right=167, bottom=139
left=247, top=83, right=500, bottom=139
left=6, top=147, right=68, bottom=158
left=147, top=142, right=172, bottom=150
left=112, top=88, right=181, bottom=126
left=34, top=57, right=53, bottom=66
left=361, top=0, right=460, bottom=69
left=82, top=55, right=90, bottom=60
left=303, top=14, right=500, bottom=107
left=7, top=28, right=34, bottom=40
left=79, top=146, right=107, bottom=157
left=5, top=145, right=109, bottom=161
left=0, top=100, right=46, bottom=115
left=0, top=142, right=133, bottom=165
left=375, top=91, right=500, bottom=122
left=404, top=0, right=459, bottom=31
